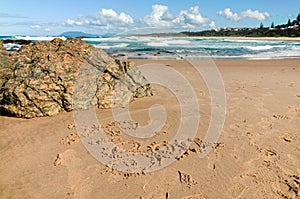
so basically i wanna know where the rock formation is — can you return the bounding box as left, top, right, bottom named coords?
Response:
left=0, top=41, right=13, bottom=102
left=0, top=38, right=152, bottom=118
left=2, top=39, right=32, bottom=45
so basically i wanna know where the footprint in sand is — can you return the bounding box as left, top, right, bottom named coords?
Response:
left=116, top=120, right=138, bottom=130
left=257, top=117, right=273, bottom=130
left=67, top=123, right=76, bottom=130
left=228, top=182, right=248, bottom=198
left=271, top=158, right=300, bottom=198
left=53, top=154, right=62, bottom=166
left=260, top=148, right=280, bottom=163
left=181, top=193, right=207, bottom=199
left=116, top=140, right=141, bottom=153
left=53, top=149, right=93, bottom=198
left=279, top=134, right=294, bottom=143
left=147, top=141, right=172, bottom=153
left=60, top=133, right=80, bottom=145
left=178, top=170, right=197, bottom=189
left=77, top=124, right=101, bottom=138
left=272, top=179, right=299, bottom=199
left=103, top=125, right=123, bottom=137
left=288, top=82, right=295, bottom=87
left=273, top=114, right=289, bottom=120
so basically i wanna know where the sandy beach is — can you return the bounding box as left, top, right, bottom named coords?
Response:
left=149, top=35, right=300, bottom=42
left=0, top=59, right=299, bottom=199
left=186, top=36, right=300, bottom=42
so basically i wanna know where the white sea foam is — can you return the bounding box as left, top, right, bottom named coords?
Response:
left=165, top=39, right=191, bottom=45
left=96, top=43, right=128, bottom=49
left=147, top=42, right=169, bottom=47
left=136, top=37, right=159, bottom=42
left=7, top=35, right=300, bottom=60
left=83, top=37, right=122, bottom=42
left=3, top=43, right=22, bottom=51
left=244, top=45, right=274, bottom=50
left=15, top=36, right=66, bottom=41
left=223, top=39, right=270, bottom=43
left=146, top=39, right=191, bottom=47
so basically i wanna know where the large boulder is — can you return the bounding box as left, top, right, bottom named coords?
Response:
left=0, top=38, right=152, bottom=118
left=0, top=41, right=13, bottom=101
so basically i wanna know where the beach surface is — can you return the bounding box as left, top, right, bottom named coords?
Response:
left=183, top=36, right=300, bottom=42
left=0, top=59, right=299, bottom=199
left=148, top=35, right=300, bottom=42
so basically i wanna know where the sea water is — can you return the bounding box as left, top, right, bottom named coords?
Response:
left=2, top=35, right=300, bottom=60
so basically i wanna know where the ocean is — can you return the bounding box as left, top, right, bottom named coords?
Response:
left=2, top=35, right=300, bottom=60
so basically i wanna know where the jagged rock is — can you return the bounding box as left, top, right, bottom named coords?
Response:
left=2, top=39, right=32, bottom=45
left=0, top=38, right=152, bottom=118
left=0, top=41, right=5, bottom=53
left=0, top=41, right=13, bottom=102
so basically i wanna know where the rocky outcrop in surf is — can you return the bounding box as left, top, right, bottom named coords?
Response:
left=0, top=38, right=152, bottom=118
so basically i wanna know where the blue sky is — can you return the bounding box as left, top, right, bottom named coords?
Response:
left=1, top=0, right=299, bottom=35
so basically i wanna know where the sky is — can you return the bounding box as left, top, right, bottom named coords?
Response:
left=0, top=0, right=299, bottom=36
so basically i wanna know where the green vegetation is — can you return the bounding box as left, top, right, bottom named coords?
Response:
left=271, top=22, right=274, bottom=28
left=182, top=13, right=300, bottom=37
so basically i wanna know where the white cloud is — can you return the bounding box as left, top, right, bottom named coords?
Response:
left=218, top=8, right=270, bottom=21
left=30, top=24, right=51, bottom=32
left=62, top=8, right=133, bottom=32
left=218, top=8, right=240, bottom=21
left=142, top=5, right=174, bottom=27
left=176, top=6, right=209, bottom=27
left=240, top=9, right=270, bottom=21
left=30, top=25, right=42, bottom=29
left=93, top=8, right=134, bottom=25
left=60, top=5, right=213, bottom=33
left=62, top=18, right=90, bottom=26
left=209, top=21, right=216, bottom=29
left=142, top=5, right=211, bottom=29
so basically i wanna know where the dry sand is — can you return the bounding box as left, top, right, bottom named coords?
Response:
left=0, top=59, right=299, bottom=199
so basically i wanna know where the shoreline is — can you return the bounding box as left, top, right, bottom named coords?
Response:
left=2, top=35, right=300, bottom=42
left=130, top=58, right=300, bottom=63
left=2, top=35, right=300, bottom=61
left=191, top=36, right=300, bottom=42
left=124, top=55, right=300, bottom=61
left=135, top=34, right=300, bottom=42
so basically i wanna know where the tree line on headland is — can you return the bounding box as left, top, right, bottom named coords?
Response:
left=182, top=13, right=300, bottom=37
